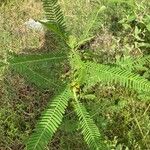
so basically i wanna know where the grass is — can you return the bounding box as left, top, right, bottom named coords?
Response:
left=1, top=0, right=45, bottom=53
left=0, top=0, right=150, bottom=149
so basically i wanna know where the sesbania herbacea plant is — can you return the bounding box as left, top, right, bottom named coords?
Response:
left=1, top=0, right=150, bottom=149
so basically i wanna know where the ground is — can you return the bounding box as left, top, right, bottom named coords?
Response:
left=0, top=0, right=150, bottom=149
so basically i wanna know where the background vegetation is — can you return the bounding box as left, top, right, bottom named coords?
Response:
left=0, top=0, right=150, bottom=149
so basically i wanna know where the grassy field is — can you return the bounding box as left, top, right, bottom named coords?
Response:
left=0, top=0, right=150, bottom=149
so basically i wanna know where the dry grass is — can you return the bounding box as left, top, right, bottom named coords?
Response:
left=1, top=0, right=44, bottom=54
left=0, top=1, right=49, bottom=149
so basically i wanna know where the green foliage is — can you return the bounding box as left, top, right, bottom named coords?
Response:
left=118, top=1, right=150, bottom=50
left=13, top=64, right=54, bottom=89
left=72, top=88, right=104, bottom=150
left=1, top=0, right=150, bottom=149
left=26, top=86, right=72, bottom=150
left=40, top=0, right=67, bottom=40
left=9, top=52, right=67, bottom=89
left=74, top=99, right=103, bottom=149
left=83, top=61, right=150, bottom=93
left=42, top=0, right=66, bottom=30
left=106, top=0, right=150, bottom=54
left=9, top=52, right=66, bottom=65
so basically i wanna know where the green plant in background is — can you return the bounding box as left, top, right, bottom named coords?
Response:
left=118, top=0, right=150, bottom=51
left=1, top=0, right=150, bottom=149
left=102, top=0, right=150, bottom=51
left=99, top=0, right=150, bottom=82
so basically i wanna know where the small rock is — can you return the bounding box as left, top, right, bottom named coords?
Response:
left=24, top=18, right=43, bottom=31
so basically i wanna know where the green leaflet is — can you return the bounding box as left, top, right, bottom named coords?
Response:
left=73, top=89, right=106, bottom=150
left=39, top=20, right=67, bottom=40
left=83, top=61, right=150, bottom=93
left=9, top=52, right=67, bottom=89
left=12, top=64, right=59, bottom=89
left=26, top=86, right=72, bottom=150
left=42, top=0, right=66, bottom=30
left=9, top=52, right=67, bottom=65
left=74, top=102, right=106, bottom=149
left=116, top=55, right=150, bottom=70
left=41, top=0, right=67, bottom=40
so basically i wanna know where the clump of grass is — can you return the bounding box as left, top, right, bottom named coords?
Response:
left=1, top=0, right=44, bottom=53
left=0, top=72, right=53, bottom=149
